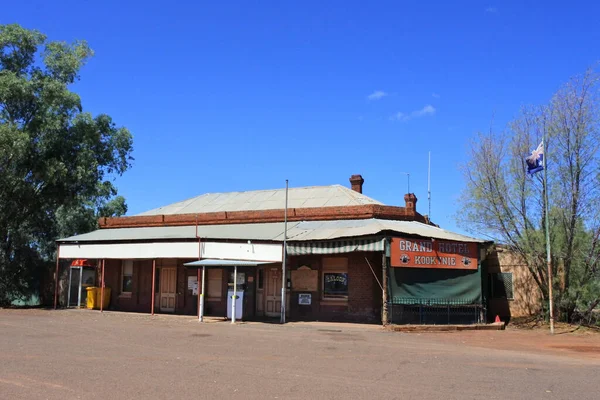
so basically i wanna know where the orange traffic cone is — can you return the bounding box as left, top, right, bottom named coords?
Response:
left=494, top=315, right=501, bottom=323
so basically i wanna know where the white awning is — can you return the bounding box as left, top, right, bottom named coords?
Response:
left=286, top=237, right=385, bottom=256
left=184, top=259, right=274, bottom=268
left=59, top=241, right=283, bottom=262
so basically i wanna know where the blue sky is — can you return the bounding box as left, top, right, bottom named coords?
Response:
left=4, top=1, right=600, bottom=234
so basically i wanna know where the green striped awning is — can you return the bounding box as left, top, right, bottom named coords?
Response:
left=286, top=238, right=385, bottom=256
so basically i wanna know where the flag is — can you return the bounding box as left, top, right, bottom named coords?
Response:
left=526, top=141, right=544, bottom=175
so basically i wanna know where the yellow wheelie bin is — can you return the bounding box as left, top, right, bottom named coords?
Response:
left=86, top=287, right=98, bottom=309
left=86, top=287, right=111, bottom=309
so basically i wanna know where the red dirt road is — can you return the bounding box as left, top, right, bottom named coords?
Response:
left=1, top=309, right=599, bottom=399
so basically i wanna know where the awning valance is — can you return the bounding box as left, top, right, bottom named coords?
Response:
left=286, top=238, right=385, bottom=256
left=58, top=241, right=282, bottom=262
left=184, top=259, right=274, bottom=268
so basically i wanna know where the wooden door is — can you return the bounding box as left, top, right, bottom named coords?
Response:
left=160, top=267, right=176, bottom=312
left=265, top=267, right=282, bottom=317
left=255, top=268, right=265, bottom=317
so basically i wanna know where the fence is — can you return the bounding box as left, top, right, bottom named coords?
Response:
left=388, top=298, right=485, bottom=325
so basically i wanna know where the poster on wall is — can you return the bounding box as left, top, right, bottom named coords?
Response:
left=188, top=276, right=199, bottom=295
left=298, top=293, right=312, bottom=305
left=390, top=237, right=478, bottom=270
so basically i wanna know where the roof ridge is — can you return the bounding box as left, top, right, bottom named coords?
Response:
left=204, top=184, right=341, bottom=195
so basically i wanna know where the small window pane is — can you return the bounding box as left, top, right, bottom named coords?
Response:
left=123, top=260, right=133, bottom=275
left=121, top=260, right=134, bottom=293
left=323, top=273, right=348, bottom=297
left=122, top=276, right=133, bottom=293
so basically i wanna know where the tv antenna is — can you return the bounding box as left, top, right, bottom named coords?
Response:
left=399, top=172, right=410, bottom=194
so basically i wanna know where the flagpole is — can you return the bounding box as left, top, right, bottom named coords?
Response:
left=280, top=179, right=288, bottom=324
left=542, top=136, right=555, bottom=335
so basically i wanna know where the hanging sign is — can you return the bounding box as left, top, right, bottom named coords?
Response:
left=390, top=237, right=478, bottom=270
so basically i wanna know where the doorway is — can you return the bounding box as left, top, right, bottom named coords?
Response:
left=265, top=267, right=282, bottom=317
left=160, top=267, right=176, bottom=312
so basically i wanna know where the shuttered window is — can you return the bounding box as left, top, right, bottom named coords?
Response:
left=489, top=272, right=513, bottom=300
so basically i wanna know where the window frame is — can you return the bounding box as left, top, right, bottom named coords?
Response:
left=489, top=272, right=514, bottom=300
left=321, top=257, right=349, bottom=300
left=120, top=260, right=134, bottom=296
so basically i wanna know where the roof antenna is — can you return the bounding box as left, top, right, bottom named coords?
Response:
left=428, top=151, right=431, bottom=219
left=400, top=172, right=410, bottom=194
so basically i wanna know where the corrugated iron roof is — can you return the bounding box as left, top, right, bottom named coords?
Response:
left=136, top=185, right=383, bottom=216
left=58, top=219, right=485, bottom=243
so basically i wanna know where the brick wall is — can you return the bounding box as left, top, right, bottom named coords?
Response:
left=486, top=247, right=542, bottom=320
left=288, top=252, right=384, bottom=324
left=348, top=252, right=382, bottom=322
left=99, top=204, right=427, bottom=229
left=87, top=254, right=383, bottom=323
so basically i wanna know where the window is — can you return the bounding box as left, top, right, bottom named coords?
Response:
left=228, top=272, right=246, bottom=288
left=207, top=269, right=222, bottom=299
left=121, top=260, right=133, bottom=294
left=154, top=268, right=160, bottom=294
left=322, top=257, right=348, bottom=299
left=257, top=269, right=264, bottom=290
left=489, top=272, right=513, bottom=300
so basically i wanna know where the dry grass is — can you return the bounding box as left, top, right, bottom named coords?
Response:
left=509, top=315, right=600, bottom=335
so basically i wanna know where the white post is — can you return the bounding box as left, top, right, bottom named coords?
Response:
left=231, top=265, right=238, bottom=324
left=542, top=138, right=555, bottom=335
left=77, top=266, right=83, bottom=308
left=280, top=179, right=289, bottom=324
left=199, top=266, right=206, bottom=322
left=67, top=267, right=72, bottom=307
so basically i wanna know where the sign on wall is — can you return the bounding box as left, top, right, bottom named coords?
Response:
left=298, top=293, right=312, bottom=305
left=188, top=276, right=199, bottom=295
left=390, top=237, right=478, bottom=270
left=291, top=266, right=318, bottom=291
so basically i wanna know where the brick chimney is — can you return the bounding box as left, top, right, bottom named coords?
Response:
left=404, top=193, right=417, bottom=211
left=349, top=174, right=365, bottom=194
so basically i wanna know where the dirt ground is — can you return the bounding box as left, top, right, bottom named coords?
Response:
left=1, top=309, right=599, bottom=400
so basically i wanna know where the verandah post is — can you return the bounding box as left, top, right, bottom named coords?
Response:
left=151, top=259, right=156, bottom=316
left=100, top=259, right=105, bottom=313
left=381, top=241, right=389, bottom=326
left=231, top=265, right=238, bottom=324
left=200, top=266, right=206, bottom=321
left=54, top=246, right=61, bottom=309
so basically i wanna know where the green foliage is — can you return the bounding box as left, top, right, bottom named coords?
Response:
left=0, top=24, right=133, bottom=305
left=459, top=69, right=600, bottom=324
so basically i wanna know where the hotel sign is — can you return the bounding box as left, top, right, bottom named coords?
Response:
left=390, top=237, right=478, bottom=270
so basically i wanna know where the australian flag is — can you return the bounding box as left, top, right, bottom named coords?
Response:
left=526, top=141, right=544, bottom=175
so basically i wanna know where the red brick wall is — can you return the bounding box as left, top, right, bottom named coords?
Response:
left=288, top=253, right=383, bottom=324
left=348, top=252, right=382, bottom=322
left=99, top=258, right=215, bottom=316
left=99, top=204, right=427, bottom=229
left=95, top=255, right=382, bottom=323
